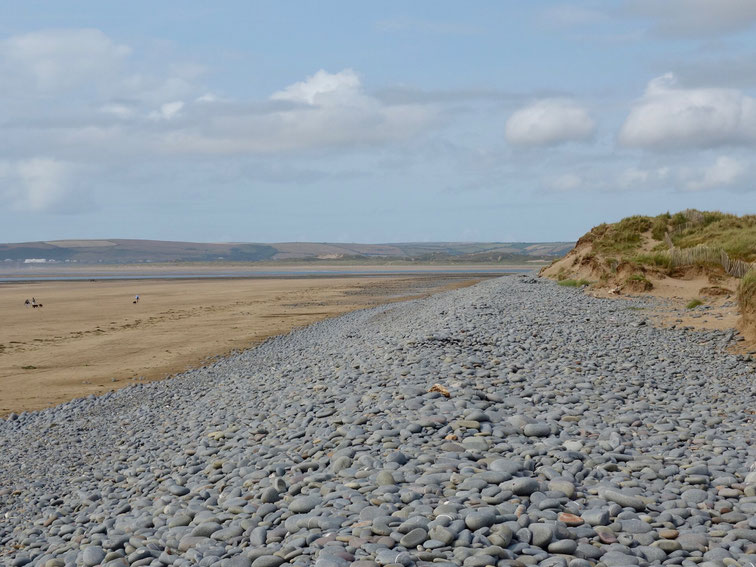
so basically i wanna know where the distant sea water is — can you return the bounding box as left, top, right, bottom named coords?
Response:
left=0, top=267, right=534, bottom=283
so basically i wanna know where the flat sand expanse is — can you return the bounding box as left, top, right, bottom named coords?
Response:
left=0, top=275, right=484, bottom=416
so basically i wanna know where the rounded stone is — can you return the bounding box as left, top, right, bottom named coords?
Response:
left=376, top=470, right=396, bottom=486
left=581, top=508, right=610, bottom=526
left=399, top=528, right=428, bottom=548
left=251, top=556, right=285, bottom=567
left=530, top=523, right=555, bottom=549
left=681, top=489, right=708, bottom=504
left=523, top=423, right=551, bottom=437
left=428, top=525, right=456, bottom=545
left=602, top=489, right=646, bottom=511
left=465, top=510, right=496, bottom=531
left=261, top=487, right=280, bottom=503
left=289, top=495, right=322, bottom=513
left=82, top=546, right=106, bottom=567
left=554, top=513, right=581, bottom=528
left=549, top=539, right=578, bottom=554
left=504, top=477, right=540, bottom=496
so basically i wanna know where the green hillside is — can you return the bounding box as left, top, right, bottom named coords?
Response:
left=0, top=239, right=573, bottom=265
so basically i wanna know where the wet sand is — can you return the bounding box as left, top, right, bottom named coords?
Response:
left=0, top=274, right=488, bottom=416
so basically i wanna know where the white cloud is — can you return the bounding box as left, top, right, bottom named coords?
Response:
left=271, top=69, right=362, bottom=106
left=0, top=60, right=439, bottom=160
left=625, top=0, right=756, bottom=37
left=99, top=103, right=136, bottom=119
left=196, top=93, right=222, bottom=103
left=682, top=156, right=746, bottom=191
left=0, top=159, right=79, bottom=212
left=619, top=73, right=756, bottom=149
left=601, top=157, right=748, bottom=192
left=534, top=153, right=752, bottom=194
left=505, top=99, right=595, bottom=146
left=617, top=167, right=649, bottom=189
left=149, top=100, right=184, bottom=121
left=158, top=69, right=438, bottom=153
left=1, top=29, right=130, bottom=91
left=120, top=74, right=197, bottom=107
left=613, top=165, right=675, bottom=190
left=0, top=28, right=203, bottom=111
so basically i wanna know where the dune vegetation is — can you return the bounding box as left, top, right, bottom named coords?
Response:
left=575, top=210, right=755, bottom=264
left=544, top=210, right=755, bottom=287
left=668, top=211, right=756, bottom=262
left=738, top=269, right=756, bottom=335
left=541, top=209, right=756, bottom=338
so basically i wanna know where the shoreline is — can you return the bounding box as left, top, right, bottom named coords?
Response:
left=0, top=273, right=492, bottom=417
left=0, top=271, right=528, bottom=284
left=0, top=263, right=538, bottom=283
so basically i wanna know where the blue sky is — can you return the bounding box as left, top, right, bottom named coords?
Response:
left=1, top=1, right=755, bottom=243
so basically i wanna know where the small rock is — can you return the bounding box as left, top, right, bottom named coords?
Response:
left=581, top=508, right=610, bottom=526
left=251, top=556, right=285, bottom=567
left=82, top=547, right=106, bottom=567
left=289, top=495, right=322, bottom=513
left=558, top=512, right=584, bottom=526
left=399, top=528, right=428, bottom=548
left=523, top=422, right=551, bottom=437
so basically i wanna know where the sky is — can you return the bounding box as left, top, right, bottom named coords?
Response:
left=1, top=1, right=755, bottom=243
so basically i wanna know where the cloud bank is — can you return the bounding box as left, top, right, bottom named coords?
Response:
left=0, top=29, right=444, bottom=213
left=625, top=0, right=756, bottom=37
left=682, top=156, right=747, bottom=191
left=0, top=158, right=82, bottom=212
left=505, top=99, right=595, bottom=146
left=1, top=29, right=130, bottom=92
left=1, top=24, right=753, bottom=222
left=619, top=74, right=756, bottom=149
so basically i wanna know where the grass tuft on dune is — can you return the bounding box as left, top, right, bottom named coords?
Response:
left=576, top=210, right=755, bottom=263
left=738, top=270, right=756, bottom=311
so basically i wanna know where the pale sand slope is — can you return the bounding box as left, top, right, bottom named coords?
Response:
left=589, top=273, right=741, bottom=328
left=0, top=275, right=483, bottom=415
left=541, top=229, right=750, bottom=350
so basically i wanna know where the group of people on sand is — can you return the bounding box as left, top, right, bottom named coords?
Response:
left=23, top=295, right=140, bottom=308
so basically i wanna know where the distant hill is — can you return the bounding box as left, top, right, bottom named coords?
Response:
left=0, top=239, right=573, bottom=265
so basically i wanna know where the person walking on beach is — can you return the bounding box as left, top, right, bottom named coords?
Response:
left=24, top=299, right=30, bottom=307
left=134, top=295, right=140, bottom=304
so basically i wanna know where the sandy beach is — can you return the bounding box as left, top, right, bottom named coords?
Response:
left=0, top=274, right=485, bottom=416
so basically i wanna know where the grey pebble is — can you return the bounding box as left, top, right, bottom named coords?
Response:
left=399, top=527, right=428, bottom=548
left=289, top=495, right=322, bottom=513
left=251, top=556, right=285, bottom=567
left=523, top=423, right=551, bottom=437
left=82, top=546, right=106, bottom=567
